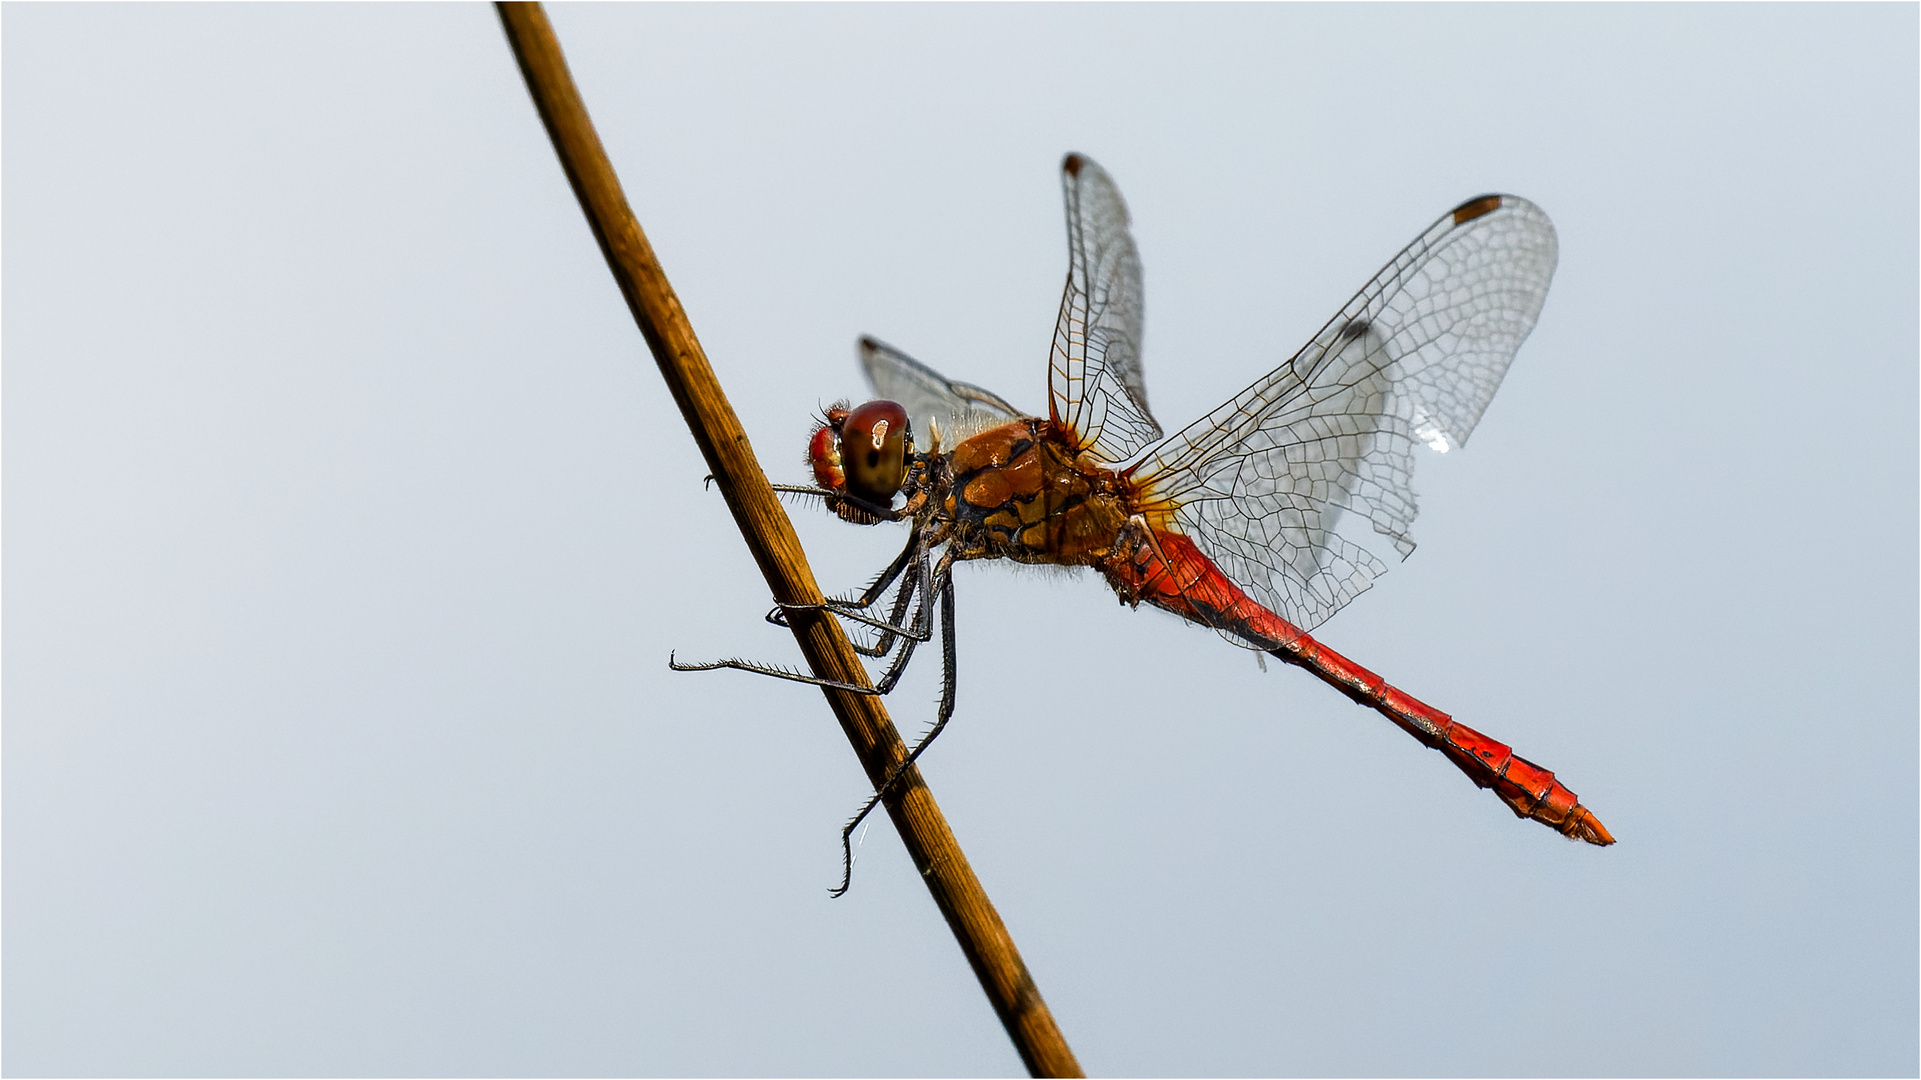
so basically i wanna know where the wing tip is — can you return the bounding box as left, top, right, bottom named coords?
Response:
left=1451, top=194, right=1504, bottom=225
left=1063, top=152, right=1086, bottom=176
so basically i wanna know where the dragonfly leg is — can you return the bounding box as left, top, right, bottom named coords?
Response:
left=824, top=566, right=932, bottom=657
left=767, top=523, right=915, bottom=609
left=768, top=481, right=829, bottom=498
left=831, top=547, right=960, bottom=898
left=667, top=652, right=883, bottom=696
left=765, top=528, right=931, bottom=655
left=669, top=527, right=962, bottom=895
left=708, top=478, right=831, bottom=501
left=782, top=588, right=928, bottom=655
left=850, top=530, right=948, bottom=658
left=712, top=476, right=905, bottom=524
left=670, top=537, right=940, bottom=698
left=855, top=541, right=941, bottom=696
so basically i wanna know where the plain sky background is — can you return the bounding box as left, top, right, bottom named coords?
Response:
left=5, top=4, right=1916, bottom=1077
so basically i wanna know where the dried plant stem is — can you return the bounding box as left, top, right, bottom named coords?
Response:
left=493, top=5, right=1082, bottom=1076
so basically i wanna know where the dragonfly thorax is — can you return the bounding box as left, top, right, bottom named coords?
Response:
left=942, top=418, right=1134, bottom=566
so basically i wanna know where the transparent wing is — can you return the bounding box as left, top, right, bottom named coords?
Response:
left=1133, top=195, right=1558, bottom=631
left=859, top=335, right=1028, bottom=445
left=1048, top=153, right=1162, bottom=464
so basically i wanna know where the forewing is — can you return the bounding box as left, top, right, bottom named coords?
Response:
left=1134, top=195, right=1558, bottom=630
left=858, top=335, right=1028, bottom=445
left=1048, top=154, right=1162, bottom=464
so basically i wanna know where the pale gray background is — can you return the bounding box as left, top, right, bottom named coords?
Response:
left=6, top=4, right=1916, bottom=1077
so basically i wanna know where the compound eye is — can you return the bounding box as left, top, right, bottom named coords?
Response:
left=839, top=399, right=911, bottom=505
left=808, top=405, right=850, bottom=492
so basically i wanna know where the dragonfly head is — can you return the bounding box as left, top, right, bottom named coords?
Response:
left=808, top=399, right=913, bottom=522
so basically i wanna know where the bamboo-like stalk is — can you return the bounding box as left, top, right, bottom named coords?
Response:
left=493, top=6, right=1082, bottom=1076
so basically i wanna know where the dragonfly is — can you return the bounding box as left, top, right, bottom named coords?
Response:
left=677, top=153, right=1612, bottom=894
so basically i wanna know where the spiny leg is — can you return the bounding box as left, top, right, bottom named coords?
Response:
left=666, top=652, right=882, bottom=696
left=843, top=529, right=943, bottom=660
left=767, top=525, right=920, bottom=626
left=670, top=538, right=940, bottom=698
left=768, top=529, right=931, bottom=656
left=831, top=548, right=960, bottom=898
left=770, top=573, right=923, bottom=651
left=854, top=541, right=940, bottom=696
left=833, top=563, right=928, bottom=658
left=762, top=481, right=903, bottom=524
left=667, top=513, right=962, bottom=895
left=766, top=482, right=828, bottom=498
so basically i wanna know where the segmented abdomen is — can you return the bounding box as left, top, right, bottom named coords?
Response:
left=1104, top=527, right=1613, bottom=846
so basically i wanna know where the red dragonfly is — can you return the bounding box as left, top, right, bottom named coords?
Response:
left=678, top=153, right=1612, bottom=893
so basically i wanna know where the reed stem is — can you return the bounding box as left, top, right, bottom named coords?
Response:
left=493, top=6, right=1082, bottom=1075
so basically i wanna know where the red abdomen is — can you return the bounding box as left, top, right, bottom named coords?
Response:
left=1104, top=526, right=1614, bottom=846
